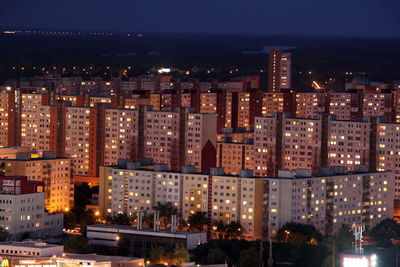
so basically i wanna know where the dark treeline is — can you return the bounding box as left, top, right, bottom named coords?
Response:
left=1, top=33, right=400, bottom=90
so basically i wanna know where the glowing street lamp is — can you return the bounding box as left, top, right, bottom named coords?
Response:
left=284, top=230, right=290, bottom=242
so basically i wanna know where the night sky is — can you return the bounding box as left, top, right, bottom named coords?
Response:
left=0, top=0, right=399, bottom=38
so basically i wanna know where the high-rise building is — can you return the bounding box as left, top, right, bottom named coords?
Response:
left=131, top=107, right=217, bottom=173
left=99, top=162, right=263, bottom=240
left=295, top=92, right=329, bottom=119
left=262, top=91, right=296, bottom=117
left=216, top=137, right=254, bottom=175
left=210, top=169, right=264, bottom=240
left=264, top=169, right=394, bottom=237
left=268, top=49, right=292, bottom=92
left=254, top=113, right=322, bottom=177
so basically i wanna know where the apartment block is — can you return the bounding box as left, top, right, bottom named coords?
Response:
left=268, top=49, right=292, bottom=92
left=254, top=113, right=322, bottom=177
left=327, top=119, right=371, bottom=171
left=295, top=92, right=329, bottom=119
left=217, top=128, right=254, bottom=143
left=181, top=170, right=210, bottom=221
left=0, top=151, right=73, bottom=213
left=210, top=169, right=263, bottom=240
left=237, top=91, right=262, bottom=129
left=264, top=169, right=394, bottom=237
left=262, top=92, right=295, bottom=117
left=99, top=162, right=263, bottom=240
left=363, top=91, right=395, bottom=122
left=130, top=107, right=216, bottom=173
left=0, top=176, right=64, bottom=240
left=64, top=106, right=91, bottom=176
left=329, top=91, right=363, bottom=121
left=216, top=138, right=254, bottom=175
left=0, top=92, right=19, bottom=147
left=104, top=108, right=138, bottom=166
left=186, top=113, right=217, bottom=172
left=20, top=93, right=53, bottom=152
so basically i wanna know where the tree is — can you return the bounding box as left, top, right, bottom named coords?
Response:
left=188, top=211, right=209, bottom=232
left=207, top=248, right=226, bottom=264
left=0, top=227, right=10, bottom=241
left=74, top=183, right=92, bottom=208
left=142, top=212, right=154, bottom=228
left=321, top=225, right=353, bottom=267
left=236, top=247, right=259, bottom=267
left=64, top=207, right=96, bottom=232
left=368, top=218, right=400, bottom=243
left=170, top=245, right=190, bottom=266
left=153, top=202, right=179, bottom=228
left=149, top=246, right=167, bottom=264
left=225, top=221, right=243, bottom=239
left=107, top=213, right=132, bottom=225
left=277, top=222, right=323, bottom=244
left=64, top=236, right=93, bottom=254
left=215, top=220, right=226, bottom=239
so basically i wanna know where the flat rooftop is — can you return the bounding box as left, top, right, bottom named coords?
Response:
left=60, top=253, right=139, bottom=262
left=0, top=241, right=62, bottom=249
left=88, top=224, right=206, bottom=236
left=0, top=157, right=69, bottom=161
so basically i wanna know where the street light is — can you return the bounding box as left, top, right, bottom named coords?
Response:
left=284, top=230, right=290, bottom=243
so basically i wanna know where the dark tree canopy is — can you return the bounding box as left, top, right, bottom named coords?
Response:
left=64, top=236, right=93, bottom=254
left=368, top=218, right=400, bottom=243
left=277, top=222, right=323, bottom=244
left=236, top=247, right=259, bottom=267
left=105, top=213, right=132, bottom=225
left=0, top=227, right=10, bottom=242
left=188, top=211, right=209, bottom=232
left=64, top=207, right=96, bottom=231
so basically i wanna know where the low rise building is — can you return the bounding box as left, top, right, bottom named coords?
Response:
left=3, top=254, right=143, bottom=267
left=87, top=224, right=207, bottom=252
left=0, top=147, right=31, bottom=159
left=0, top=240, right=63, bottom=257
left=0, top=176, right=63, bottom=240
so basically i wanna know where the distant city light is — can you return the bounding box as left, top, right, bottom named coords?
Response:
left=158, top=68, right=171, bottom=73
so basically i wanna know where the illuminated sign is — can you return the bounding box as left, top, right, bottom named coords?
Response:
left=1, top=259, right=9, bottom=267
left=341, top=254, right=377, bottom=267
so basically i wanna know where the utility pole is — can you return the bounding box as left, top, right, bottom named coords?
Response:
left=332, top=237, right=336, bottom=267
left=268, top=221, right=273, bottom=267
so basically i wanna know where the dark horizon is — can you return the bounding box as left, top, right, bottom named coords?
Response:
left=3, top=26, right=400, bottom=42
left=1, top=0, right=399, bottom=38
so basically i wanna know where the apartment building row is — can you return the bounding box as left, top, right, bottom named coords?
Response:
left=3, top=75, right=260, bottom=97
left=2, top=82, right=400, bottom=138
left=56, top=87, right=400, bottom=128
left=99, top=160, right=393, bottom=240
left=216, top=113, right=400, bottom=199
left=264, top=168, right=393, bottom=238
left=0, top=91, right=218, bottom=180
left=99, top=161, right=264, bottom=240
